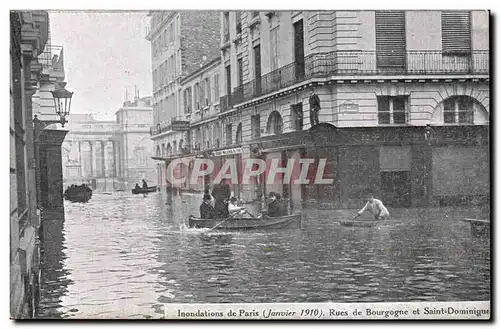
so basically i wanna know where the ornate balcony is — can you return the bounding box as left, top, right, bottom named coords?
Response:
left=226, top=50, right=489, bottom=108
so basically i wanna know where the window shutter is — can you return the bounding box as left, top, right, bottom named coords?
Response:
left=441, top=11, right=471, bottom=54
left=375, top=11, right=406, bottom=69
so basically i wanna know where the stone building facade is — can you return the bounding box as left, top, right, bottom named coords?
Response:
left=61, top=96, right=155, bottom=190
left=10, top=10, right=73, bottom=318
left=151, top=10, right=489, bottom=212
left=215, top=10, right=489, bottom=210
left=146, top=11, right=221, bottom=189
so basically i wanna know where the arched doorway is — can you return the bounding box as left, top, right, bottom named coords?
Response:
left=266, top=111, right=283, bottom=135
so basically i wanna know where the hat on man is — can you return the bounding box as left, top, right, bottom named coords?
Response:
left=203, top=194, right=212, bottom=201
left=230, top=196, right=237, bottom=202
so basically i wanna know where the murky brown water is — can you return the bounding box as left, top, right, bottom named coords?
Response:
left=37, top=192, right=490, bottom=319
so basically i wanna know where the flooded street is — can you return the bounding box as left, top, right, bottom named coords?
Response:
left=37, top=191, right=490, bottom=319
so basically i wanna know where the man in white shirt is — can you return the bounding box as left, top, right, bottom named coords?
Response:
left=357, top=193, right=390, bottom=220
left=228, top=197, right=247, bottom=218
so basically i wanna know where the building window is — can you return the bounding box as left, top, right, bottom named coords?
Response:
left=226, top=123, right=233, bottom=145
left=235, top=123, right=243, bottom=144
left=194, top=83, right=200, bottom=110
left=223, top=12, right=230, bottom=42
left=377, top=96, right=408, bottom=124
left=184, top=87, right=192, bottom=113
left=237, top=58, right=243, bottom=87
left=441, top=11, right=471, bottom=55
left=236, top=11, right=242, bottom=34
left=443, top=96, right=474, bottom=124
left=375, top=11, right=406, bottom=69
left=291, top=103, right=304, bottom=131
left=214, top=73, right=220, bottom=100
left=251, top=114, right=261, bottom=139
left=270, top=26, right=279, bottom=71
left=205, top=77, right=211, bottom=105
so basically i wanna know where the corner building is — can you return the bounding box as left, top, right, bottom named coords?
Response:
left=218, top=10, right=489, bottom=210
left=146, top=11, right=221, bottom=189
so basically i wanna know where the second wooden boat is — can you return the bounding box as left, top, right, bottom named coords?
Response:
left=188, top=213, right=302, bottom=231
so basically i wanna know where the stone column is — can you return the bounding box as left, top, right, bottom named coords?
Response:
left=100, top=141, right=106, bottom=178
left=112, top=141, right=117, bottom=177
left=89, top=141, right=94, bottom=177
left=78, top=141, right=82, bottom=177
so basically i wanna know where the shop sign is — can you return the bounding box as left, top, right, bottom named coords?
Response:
left=213, top=147, right=243, bottom=157
left=171, top=120, right=191, bottom=131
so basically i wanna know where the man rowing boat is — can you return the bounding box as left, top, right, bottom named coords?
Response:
left=356, top=192, right=390, bottom=220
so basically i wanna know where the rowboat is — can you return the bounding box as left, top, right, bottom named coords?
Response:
left=463, top=218, right=490, bottom=237
left=64, top=187, right=92, bottom=203
left=188, top=213, right=302, bottom=231
left=131, top=186, right=157, bottom=194
left=339, top=220, right=379, bottom=227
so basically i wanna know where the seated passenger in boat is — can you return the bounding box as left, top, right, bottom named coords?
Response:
left=267, top=192, right=281, bottom=217
left=142, top=179, right=148, bottom=189
left=214, top=198, right=230, bottom=219
left=228, top=197, right=247, bottom=218
left=200, top=194, right=215, bottom=219
left=275, top=193, right=287, bottom=216
left=357, top=192, right=390, bottom=220
left=135, top=183, right=141, bottom=190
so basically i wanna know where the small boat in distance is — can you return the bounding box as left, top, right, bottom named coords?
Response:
left=64, top=185, right=93, bottom=203
left=131, top=186, right=158, bottom=195
left=339, top=220, right=379, bottom=227
left=188, top=213, right=302, bottom=231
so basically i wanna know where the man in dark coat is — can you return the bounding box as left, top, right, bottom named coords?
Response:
left=309, top=89, right=321, bottom=127
left=211, top=179, right=231, bottom=218
left=275, top=193, right=287, bottom=217
left=266, top=192, right=280, bottom=217
left=200, top=194, right=216, bottom=219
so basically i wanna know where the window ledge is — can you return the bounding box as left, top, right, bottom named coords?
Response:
left=232, top=33, right=242, bottom=44
left=249, top=16, right=261, bottom=28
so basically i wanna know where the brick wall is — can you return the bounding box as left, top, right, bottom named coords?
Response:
left=180, top=11, right=221, bottom=77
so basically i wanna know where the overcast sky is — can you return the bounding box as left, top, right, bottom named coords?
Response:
left=49, top=11, right=152, bottom=118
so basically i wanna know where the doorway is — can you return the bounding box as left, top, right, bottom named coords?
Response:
left=380, top=171, right=411, bottom=207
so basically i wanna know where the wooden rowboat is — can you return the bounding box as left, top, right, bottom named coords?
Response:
left=340, top=220, right=379, bottom=227
left=188, top=213, right=302, bottom=231
left=463, top=218, right=490, bottom=237
left=131, top=186, right=157, bottom=194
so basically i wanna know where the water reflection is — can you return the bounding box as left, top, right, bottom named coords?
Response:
left=37, top=191, right=490, bottom=318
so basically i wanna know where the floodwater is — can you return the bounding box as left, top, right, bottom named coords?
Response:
left=37, top=191, right=490, bottom=319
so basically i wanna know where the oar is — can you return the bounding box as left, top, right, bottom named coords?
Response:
left=242, top=209, right=258, bottom=219
left=352, top=213, right=361, bottom=220
left=210, top=213, right=237, bottom=231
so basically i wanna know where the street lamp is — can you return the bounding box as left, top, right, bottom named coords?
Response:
left=33, top=83, right=73, bottom=209
left=50, top=83, right=73, bottom=127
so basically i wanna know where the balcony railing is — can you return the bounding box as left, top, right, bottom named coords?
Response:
left=150, top=116, right=186, bottom=136
left=224, top=50, right=489, bottom=108
left=38, top=45, right=64, bottom=72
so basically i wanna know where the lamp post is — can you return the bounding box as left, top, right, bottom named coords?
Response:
left=33, top=84, right=73, bottom=209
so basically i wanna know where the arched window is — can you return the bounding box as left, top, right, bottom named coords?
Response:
left=431, top=96, right=489, bottom=125
left=173, top=141, right=177, bottom=155
left=155, top=145, right=161, bottom=157
left=166, top=143, right=172, bottom=157
left=161, top=144, right=166, bottom=157
left=235, top=123, right=243, bottom=144
left=266, top=111, right=283, bottom=135
left=179, top=139, right=184, bottom=153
